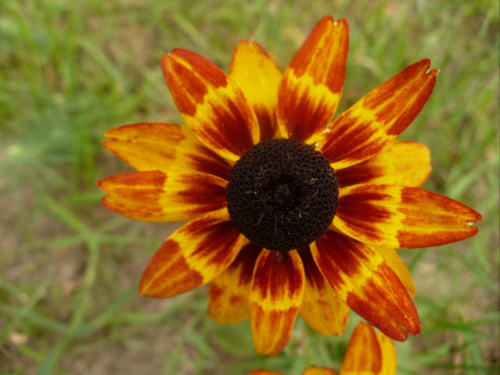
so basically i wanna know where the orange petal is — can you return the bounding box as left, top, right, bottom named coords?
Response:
left=336, top=141, right=431, bottom=188
left=339, top=322, right=382, bottom=374
left=375, top=247, right=415, bottom=297
left=376, top=331, right=397, bottom=375
left=230, top=40, right=282, bottom=141
left=277, top=16, right=348, bottom=143
left=97, top=170, right=227, bottom=222
left=208, top=242, right=261, bottom=324
left=311, top=230, right=420, bottom=341
left=299, top=247, right=349, bottom=336
left=302, top=367, right=338, bottom=375
left=103, top=122, right=231, bottom=179
left=250, top=249, right=305, bottom=355
left=162, top=49, right=259, bottom=162
left=318, top=60, right=438, bottom=169
left=334, top=184, right=482, bottom=248
left=139, top=209, right=245, bottom=298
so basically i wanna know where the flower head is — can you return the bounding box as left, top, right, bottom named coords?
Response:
left=250, top=321, right=397, bottom=375
left=98, top=15, right=481, bottom=355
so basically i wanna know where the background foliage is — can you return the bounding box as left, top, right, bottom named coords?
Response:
left=1, top=0, right=499, bottom=374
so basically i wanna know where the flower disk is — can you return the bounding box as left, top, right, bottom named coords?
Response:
left=226, top=139, right=338, bottom=251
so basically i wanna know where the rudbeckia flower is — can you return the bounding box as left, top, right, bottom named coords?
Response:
left=250, top=322, right=396, bottom=375
left=98, top=15, right=481, bottom=355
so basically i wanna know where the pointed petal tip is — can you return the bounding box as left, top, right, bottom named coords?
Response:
left=103, top=124, right=132, bottom=139
left=103, top=123, right=137, bottom=139
left=468, top=224, right=480, bottom=238
left=239, top=38, right=252, bottom=45
left=165, top=48, right=204, bottom=63
left=96, top=177, right=105, bottom=189
left=388, top=315, right=421, bottom=342
left=161, top=51, right=172, bottom=64
left=138, top=269, right=158, bottom=297
left=417, top=59, right=439, bottom=77
left=166, top=48, right=186, bottom=57
left=101, top=138, right=121, bottom=154
left=318, top=14, right=348, bottom=26
left=103, top=128, right=113, bottom=138
left=314, top=15, right=334, bottom=27
left=471, top=209, right=483, bottom=222
left=100, top=195, right=130, bottom=218
left=160, top=50, right=184, bottom=72
left=138, top=266, right=157, bottom=298
left=138, top=277, right=151, bottom=297
left=420, top=58, right=431, bottom=67
left=347, top=290, right=421, bottom=342
left=102, top=123, right=134, bottom=139
left=138, top=273, right=167, bottom=299
left=333, top=17, right=349, bottom=28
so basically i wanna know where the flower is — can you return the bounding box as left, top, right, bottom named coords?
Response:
left=249, top=321, right=397, bottom=375
left=98, top=15, right=481, bottom=355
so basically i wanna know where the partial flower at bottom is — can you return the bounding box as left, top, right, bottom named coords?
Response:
left=249, top=321, right=396, bottom=375
left=98, top=15, right=482, bottom=355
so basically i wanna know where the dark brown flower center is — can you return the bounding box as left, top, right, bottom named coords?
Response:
left=226, top=138, right=338, bottom=251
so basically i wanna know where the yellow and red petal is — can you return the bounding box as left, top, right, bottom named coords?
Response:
left=208, top=242, right=261, bottom=324
left=339, top=322, right=382, bottom=375
left=162, top=49, right=259, bottom=162
left=334, top=184, right=482, bottom=248
left=250, top=367, right=338, bottom=375
left=336, top=141, right=431, bottom=188
left=375, top=247, right=415, bottom=297
left=302, top=367, right=338, bottom=375
left=103, top=122, right=231, bottom=180
left=311, top=230, right=420, bottom=341
left=318, top=60, right=438, bottom=169
left=139, top=209, right=245, bottom=298
left=376, top=331, right=397, bottom=375
left=250, top=249, right=305, bottom=355
left=97, top=170, right=227, bottom=222
left=277, top=16, right=348, bottom=143
left=299, top=247, right=349, bottom=336
left=230, top=40, right=282, bottom=141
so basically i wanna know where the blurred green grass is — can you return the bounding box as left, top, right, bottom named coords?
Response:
left=1, top=0, right=498, bottom=374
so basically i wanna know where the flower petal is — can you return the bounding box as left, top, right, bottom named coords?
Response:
left=376, top=331, right=397, bottom=375
left=339, top=322, right=382, bottom=375
left=97, top=170, right=227, bottom=222
left=249, top=371, right=286, bottom=375
left=139, top=209, right=245, bottom=298
left=311, top=230, right=420, bottom=341
left=277, top=16, right=348, bottom=143
left=302, top=367, right=338, bottom=375
left=318, top=60, right=438, bottom=169
left=299, top=247, right=349, bottom=336
left=162, top=49, right=259, bottom=161
left=208, top=242, right=261, bottom=324
left=250, top=249, right=305, bottom=355
left=103, top=122, right=231, bottom=179
left=230, top=40, right=282, bottom=141
left=334, top=184, right=482, bottom=248
left=375, top=247, right=415, bottom=297
left=336, top=141, right=431, bottom=188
